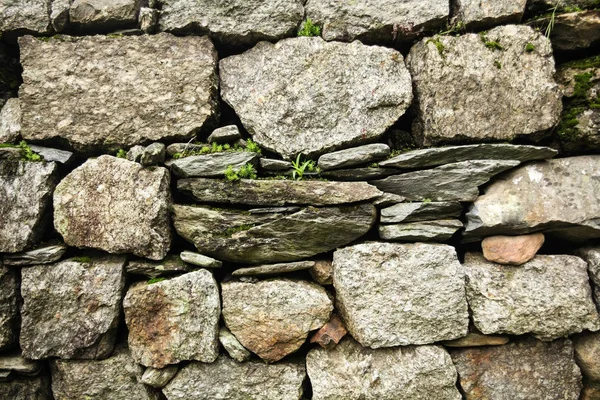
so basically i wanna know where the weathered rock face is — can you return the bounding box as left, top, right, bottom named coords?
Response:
left=310, top=314, right=347, bottom=350
left=307, top=338, right=461, bottom=400
left=140, top=366, right=178, bottom=389
left=179, top=251, right=221, bottom=269
left=0, top=98, right=21, bottom=144
left=20, top=256, right=125, bottom=359
left=379, top=220, right=463, bottom=242
left=481, top=233, right=545, bottom=265
left=123, top=270, right=220, bottom=368
left=407, top=25, right=561, bottom=146
left=0, top=375, right=52, bottom=400
left=163, top=357, right=306, bottom=400
left=207, top=125, right=241, bottom=144
left=441, top=332, right=509, bottom=347
left=172, top=204, right=376, bottom=264
left=54, top=156, right=172, bottom=260
left=533, top=10, right=600, bottom=52
left=320, top=167, right=397, bottom=181
left=317, top=144, right=390, bottom=171
left=178, top=178, right=382, bottom=206
left=305, top=0, right=449, bottom=44
left=218, top=327, right=250, bottom=363
left=465, top=156, right=600, bottom=240
left=19, top=34, right=218, bottom=152
left=309, top=260, right=334, bottom=285
left=0, top=266, right=17, bottom=351
left=576, top=247, right=600, bottom=309
left=70, top=0, right=142, bottom=31
left=220, top=37, right=413, bottom=160
left=51, top=348, right=160, bottom=400
left=380, top=201, right=462, bottom=224
left=333, top=242, right=468, bottom=348
left=573, top=331, right=600, bottom=382
left=0, top=159, right=58, bottom=253
left=371, top=160, right=519, bottom=201
left=450, top=338, right=582, bottom=400
left=464, top=253, right=600, bottom=340
left=170, top=152, right=259, bottom=178
left=453, top=0, right=527, bottom=29
left=231, top=261, right=314, bottom=277
left=126, top=255, right=191, bottom=278
left=158, top=0, right=304, bottom=47
left=222, top=279, right=332, bottom=362
left=0, top=0, right=51, bottom=34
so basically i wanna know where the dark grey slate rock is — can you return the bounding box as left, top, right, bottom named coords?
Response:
left=170, top=152, right=259, bottom=178
left=0, top=375, right=51, bottom=400
left=179, top=251, right=222, bottom=269
left=320, top=167, right=398, bottom=181
left=207, top=125, right=241, bottom=144
left=28, top=145, right=73, bottom=164
left=260, top=158, right=291, bottom=171
left=379, top=220, right=463, bottom=242
left=231, top=261, right=315, bottom=276
left=317, top=143, right=390, bottom=171
left=373, top=193, right=406, bottom=208
left=0, top=353, right=41, bottom=375
left=3, top=243, right=66, bottom=266
left=140, top=143, right=166, bottom=166
left=126, top=255, right=192, bottom=278
left=126, top=145, right=144, bottom=162
left=380, top=201, right=462, bottom=223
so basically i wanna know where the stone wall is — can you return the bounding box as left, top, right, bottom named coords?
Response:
left=1, top=0, right=600, bottom=399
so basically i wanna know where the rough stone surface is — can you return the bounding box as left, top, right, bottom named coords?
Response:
left=0, top=0, right=51, bottom=33
left=3, top=243, right=67, bottom=266
left=232, top=261, right=315, bottom=276
left=333, top=242, right=468, bottom=347
left=320, top=167, right=398, bottom=181
left=583, top=384, right=600, bottom=400
left=450, top=338, right=582, bottom=400
left=464, top=253, right=600, bottom=340
left=140, top=366, right=178, bottom=388
left=170, top=152, right=259, bottom=178
left=310, top=314, right=347, bottom=350
left=465, top=156, right=600, bottom=240
left=123, top=270, right=220, bottom=368
left=140, top=142, right=166, bottom=166
left=54, top=156, right=172, bottom=260
left=172, top=203, right=376, bottom=264
left=220, top=37, right=413, bottom=160
left=178, top=178, right=382, bottom=206
left=482, top=233, right=545, bottom=265
left=532, top=10, right=600, bottom=52
left=20, top=256, right=125, bottom=360
left=371, top=160, right=519, bottom=201
left=207, top=125, right=241, bottom=144
left=51, top=347, right=159, bottom=399
left=0, top=375, right=51, bottom=400
left=0, top=266, right=17, bottom=351
left=576, top=247, right=600, bottom=310
left=305, top=0, right=449, bottom=44
left=0, top=354, right=41, bottom=375
left=50, top=0, right=70, bottom=32
left=260, top=158, right=290, bottom=171
left=126, top=145, right=144, bottom=162
left=179, top=251, right=222, bottom=269
left=219, top=327, right=251, bottom=363
left=28, top=145, right=73, bottom=164
left=139, top=7, right=158, bottom=33
left=453, top=0, right=527, bottom=28
left=379, top=220, right=463, bottom=242
left=222, top=279, right=333, bottom=362
left=309, top=260, right=334, bottom=285
left=379, top=144, right=557, bottom=170
left=380, top=201, right=462, bottom=224
left=126, top=255, right=191, bottom=278
left=163, top=356, right=306, bottom=400
left=158, top=0, right=304, bottom=46
left=0, top=98, right=21, bottom=143
left=574, top=331, right=600, bottom=382
left=307, top=338, right=461, bottom=400
left=69, top=0, right=142, bottom=31
left=373, top=193, right=406, bottom=207
left=407, top=25, right=561, bottom=146
left=317, top=143, right=390, bottom=171
left=441, top=333, right=510, bottom=347
left=0, top=159, right=58, bottom=253
left=19, top=34, right=218, bottom=152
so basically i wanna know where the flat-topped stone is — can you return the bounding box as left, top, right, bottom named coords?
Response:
left=453, top=0, right=527, bottom=29
left=207, top=125, right=242, bottom=144
left=482, top=233, right=545, bottom=265
left=379, top=220, right=463, bottom=242
left=232, top=261, right=315, bottom=276
left=126, top=255, right=192, bottom=278
left=317, top=143, right=390, bottom=171
left=170, top=152, right=259, bottom=178
left=179, top=251, right=222, bottom=269
left=380, top=201, right=462, bottom=224
left=2, top=243, right=66, bottom=266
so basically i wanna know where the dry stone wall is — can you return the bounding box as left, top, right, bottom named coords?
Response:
left=1, top=0, right=600, bottom=399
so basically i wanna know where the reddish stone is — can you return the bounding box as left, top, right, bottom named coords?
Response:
left=482, top=233, right=545, bottom=265
left=310, top=315, right=347, bottom=349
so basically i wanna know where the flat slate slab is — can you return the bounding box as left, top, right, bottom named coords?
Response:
left=170, top=152, right=259, bottom=178
left=380, top=201, right=462, bottom=223
left=379, top=220, right=463, bottom=242
left=317, top=143, right=390, bottom=171
left=231, top=261, right=315, bottom=276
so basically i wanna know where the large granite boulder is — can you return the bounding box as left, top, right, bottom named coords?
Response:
left=0, top=0, right=51, bottom=34
left=20, top=256, right=125, bottom=360
left=0, top=159, right=57, bottom=253
left=222, top=279, right=332, bottom=362
left=158, top=0, right=304, bottom=47
left=163, top=356, right=306, bottom=400
left=69, top=0, right=142, bottom=31
left=54, top=156, right=172, bottom=260
left=464, top=253, right=600, bottom=340
left=406, top=25, right=561, bottom=146
left=19, top=34, right=218, bottom=152
left=0, top=265, right=17, bottom=351
left=465, top=156, right=600, bottom=241
left=305, top=0, right=448, bottom=44
left=453, top=0, right=527, bottom=29
left=451, top=338, right=582, bottom=400
left=307, top=338, right=461, bottom=400
left=0, top=375, right=52, bottom=400
left=172, top=204, right=376, bottom=264
left=51, top=347, right=160, bottom=399
left=220, top=37, right=413, bottom=159
left=333, top=242, right=468, bottom=348
left=123, top=270, right=220, bottom=368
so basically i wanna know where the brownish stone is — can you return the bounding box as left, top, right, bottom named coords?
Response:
left=582, top=383, right=600, bottom=400
left=310, top=315, right=347, bottom=349
left=309, top=260, right=333, bottom=285
left=481, top=233, right=545, bottom=265
left=442, top=333, right=509, bottom=348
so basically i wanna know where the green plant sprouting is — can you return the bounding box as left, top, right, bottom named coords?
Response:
left=173, top=139, right=261, bottom=159
left=545, top=1, right=561, bottom=38
left=116, top=149, right=127, bottom=159
left=426, top=36, right=446, bottom=56
left=525, top=43, right=536, bottom=52
left=72, top=256, right=92, bottom=263
left=224, top=163, right=258, bottom=182
left=298, top=18, right=321, bottom=37
left=147, top=277, right=166, bottom=284
left=291, top=154, right=318, bottom=180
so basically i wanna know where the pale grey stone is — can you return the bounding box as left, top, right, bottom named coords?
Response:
left=20, top=256, right=126, bottom=359
left=371, top=160, right=520, bottom=202
left=126, top=255, right=191, bottom=278
left=0, top=354, right=41, bottom=375
left=0, top=0, right=51, bottom=33
left=575, top=247, right=600, bottom=311
left=465, top=156, right=600, bottom=240
left=305, top=0, right=449, bottom=44
left=379, top=144, right=557, bottom=170
left=0, top=159, right=58, bottom=253
left=126, top=145, right=144, bottom=162
left=172, top=203, right=376, bottom=264
left=19, top=34, right=218, bottom=152
left=70, top=0, right=142, bottom=31
left=141, top=366, right=178, bottom=388
left=333, top=242, right=469, bottom=347
left=232, top=261, right=315, bottom=276
left=140, top=142, right=166, bottom=166
left=220, top=37, right=413, bottom=160
left=317, top=143, right=390, bottom=171
left=208, top=125, right=241, bottom=144
left=28, top=145, right=73, bottom=164
left=407, top=25, right=562, bottom=146
left=54, top=156, right=172, bottom=260
left=170, top=152, right=259, bottom=178
left=0, top=98, right=21, bottom=144
left=260, top=158, right=290, bottom=171
left=139, top=7, right=158, bottom=33
left=222, top=279, right=332, bottom=362
left=3, top=243, right=67, bottom=266
left=166, top=143, right=206, bottom=157
left=50, top=0, right=71, bottom=32
left=464, top=253, right=600, bottom=340
left=379, top=219, right=463, bottom=242
left=179, top=251, right=222, bottom=269
left=0, top=266, right=17, bottom=351
left=219, top=327, right=251, bottom=363
left=320, top=167, right=397, bottom=181
left=373, top=193, right=406, bottom=208
left=451, top=337, right=582, bottom=400
left=380, top=201, right=462, bottom=223
left=163, top=356, right=305, bottom=400
left=0, top=375, right=51, bottom=400
left=453, top=0, right=527, bottom=29
left=51, top=347, right=160, bottom=399
left=307, top=338, right=461, bottom=400
left=123, top=270, right=220, bottom=368
left=158, top=0, right=304, bottom=46
left=177, top=178, right=382, bottom=206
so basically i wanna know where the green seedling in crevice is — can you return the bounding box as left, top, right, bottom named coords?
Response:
left=426, top=36, right=446, bottom=56
left=291, top=154, right=318, bottom=180
left=224, top=163, right=257, bottom=182
left=525, top=43, right=536, bottom=52
left=147, top=277, right=166, bottom=284
left=116, top=149, right=127, bottom=159
left=72, top=256, right=92, bottom=263
left=298, top=18, right=321, bottom=37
